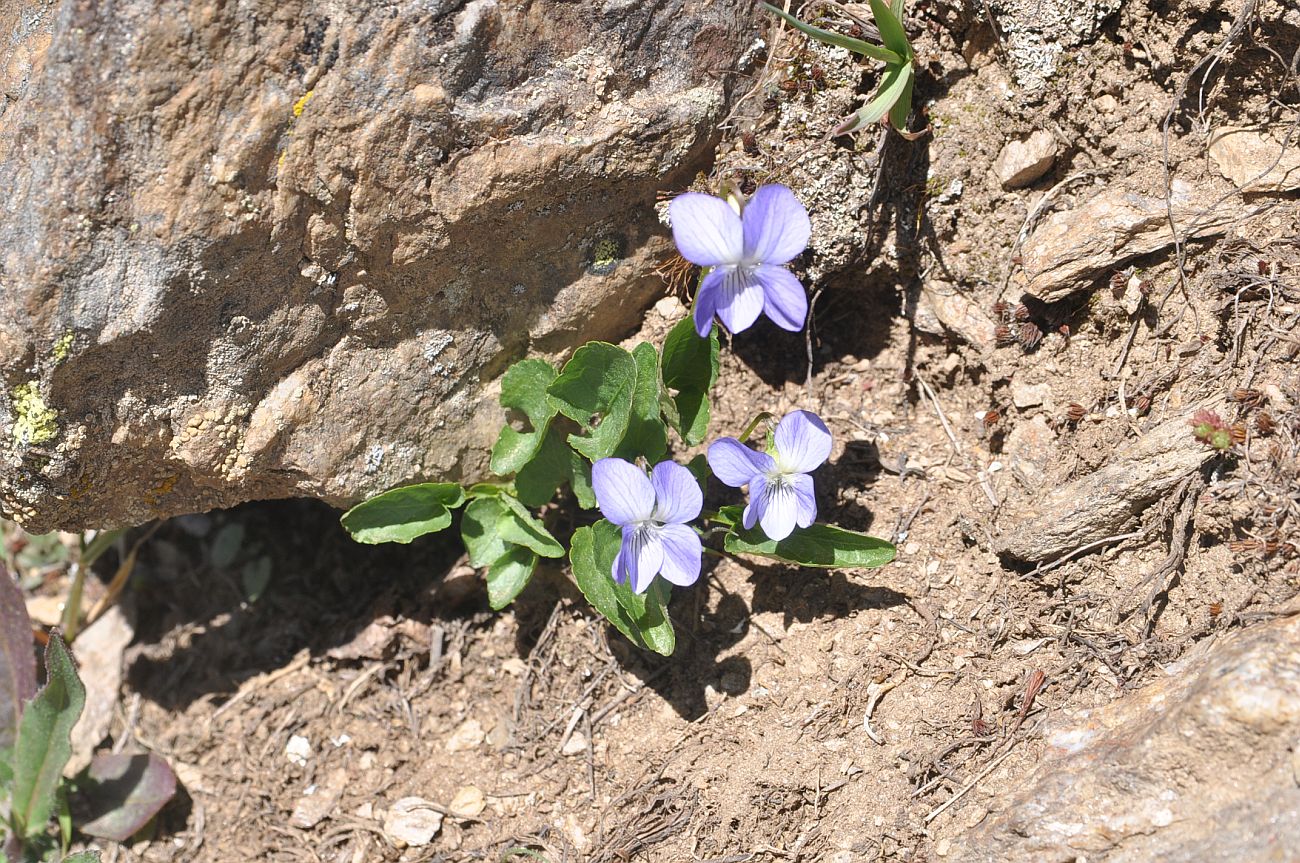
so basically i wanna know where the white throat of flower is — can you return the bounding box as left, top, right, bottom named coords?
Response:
left=624, top=520, right=662, bottom=563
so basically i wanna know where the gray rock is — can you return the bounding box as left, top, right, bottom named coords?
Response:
left=0, top=0, right=752, bottom=532
left=993, top=131, right=1057, bottom=189
left=1009, top=376, right=1052, bottom=409
left=916, top=280, right=999, bottom=349
left=953, top=612, right=1300, bottom=862
left=996, top=413, right=1217, bottom=561
left=1003, top=414, right=1055, bottom=488
left=1019, top=179, right=1246, bottom=302
left=986, top=0, right=1122, bottom=90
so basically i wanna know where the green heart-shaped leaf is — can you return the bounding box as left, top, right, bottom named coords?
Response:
left=340, top=483, right=465, bottom=544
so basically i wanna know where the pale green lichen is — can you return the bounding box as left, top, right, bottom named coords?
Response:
left=52, top=332, right=74, bottom=364
left=588, top=236, right=624, bottom=276
left=11, top=382, right=58, bottom=446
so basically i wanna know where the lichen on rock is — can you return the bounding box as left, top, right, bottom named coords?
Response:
left=9, top=382, right=58, bottom=448
left=0, top=0, right=756, bottom=531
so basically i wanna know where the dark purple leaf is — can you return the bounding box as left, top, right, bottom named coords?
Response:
left=0, top=562, right=36, bottom=748
left=74, top=752, right=177, bottom=841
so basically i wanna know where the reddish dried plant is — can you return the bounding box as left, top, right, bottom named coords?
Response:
left=1191, top=409, right=1233, bottom=451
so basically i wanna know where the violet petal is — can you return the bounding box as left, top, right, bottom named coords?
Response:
left=693, top=268, right=724, bottom=337
left=670, top=193, right=743, bottom=267
left=741, top=184, right=811, bottom=265
left=774, top=410, right=832, bottom=473
left=657, top=524, right=703, bottom=587
left=707, top=438, right=772, bottom=487
left=758, top=480, right=799, bottom=541
left=754, top=264, right=808, bottom=331
left=650, top=460, right=703, bottom=525
left=592, top=458, right=656, bottom=525
left=742, top=474, right=768, bottom=530
left=790, top=472, right=817, bottom=528
left=714, top=269, right=765, bottom=334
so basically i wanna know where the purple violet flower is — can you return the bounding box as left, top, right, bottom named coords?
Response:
left=669, top=184, right=812, bottom=337
left=707, top=410, right=832, bottom=541
left=592, top=457, right=703, bottom=594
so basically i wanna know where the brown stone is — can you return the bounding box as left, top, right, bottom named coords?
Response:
left=0, top=0, right=752, bottom=532
left=1207, top=125, right=1300, bottom=193
left=1019, top=179, right=1250, bottom=302
left=954, top=613, right=1300, bottom=862
left=996, top=412, right=1218, bottom=561
left=993, top=130, right=1057, bottom=189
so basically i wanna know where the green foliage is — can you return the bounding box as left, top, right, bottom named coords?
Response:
left=569, top=458, right=597, bottom=510
left=485, top=546, right=538, bottom=611
left=513, top=428, right=576, bottom=507
left=460, top=495, right=562, bottom=610
left=660, top=319, right=720, bottom=446
left=11, top=635, right=84, bottom=842
left=569, top=522, right=676, bottom=656
left=762, top=0, right=916, bottom=135
left=762, top=3, right=901, bottom=63
left=717, top=507, right=896, bottom=569
left=491, top=360, right=559, bottom=474
left=340, top=483, right=465, bottom=544
left=546, top=342, right=639, bottom=461
left=616, top=343, right=668, bottom=462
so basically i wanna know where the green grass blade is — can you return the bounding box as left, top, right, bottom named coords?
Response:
left=869, top=0, right=911, bottom=59
left=834, top=61, right=912, bottom=135
left=888, top=70, right=914, bottom=130
left=762, top=3, right=902, bottom=64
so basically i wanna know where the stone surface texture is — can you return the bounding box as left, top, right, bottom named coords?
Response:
left=986, top=0, right=1122, bottom=90
left=1207, top=125, right=1300, bottom=193
left=1019, top=179, right=1246, bottom=302
left=0, top=0, right=753, bottom=532
left=993, top=130, right=1057, bottom=189
left=996, top=412, right=1218, bottom=561
left=954, top=612, right=1300, bottom=862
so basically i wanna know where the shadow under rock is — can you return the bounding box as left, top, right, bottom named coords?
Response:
left=728, top=266, right=903, bottom=391
left=126, top=498, right=468, bottom=711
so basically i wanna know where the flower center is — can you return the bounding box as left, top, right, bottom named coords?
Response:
left=630, top=520, right=662, bottom=542
left=763, top=470, right=792, bottom=490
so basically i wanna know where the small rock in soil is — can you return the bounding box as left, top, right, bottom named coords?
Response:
left=449, top=785, right=486, bottom=819
left=383, top=797, right=444, bottom=847
left=917, top=280, right=1000, bottom=349
left=561, top=731, right=589, bottom=756
left=954, top=614, right=1300, bottom=861
left=997, top=413, right=1216, bottom=561
left=289, top=767, right=348, bottom=829
left=1207, top=126, right=1300, bottom=193
left=445, top=718, right=485, bottom=753
left=284, top=734, right=312, bottom=767
left=1009, top=377, right=1052, bottom=409
left=1020, top=179, right=1245, bottom=302
left=993, top=131, right=1058, bottom=189
left=1003, top=415, right=1055, bottom=488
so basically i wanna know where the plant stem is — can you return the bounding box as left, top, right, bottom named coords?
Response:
left=60, top=562, right=84, bottom=643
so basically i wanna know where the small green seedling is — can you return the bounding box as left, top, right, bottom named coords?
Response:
left=0, top=565, right=177, bottom=861
left=763, top=0, right=918, bottom=136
